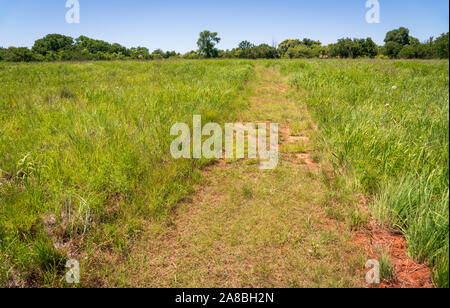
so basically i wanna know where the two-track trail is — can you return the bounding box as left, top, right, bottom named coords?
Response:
left=108, top=65, right=366, bottom=288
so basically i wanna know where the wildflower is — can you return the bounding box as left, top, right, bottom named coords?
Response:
left=386, top=104, right=390, bottom=107
left=392, top=86, right=397, bottom=90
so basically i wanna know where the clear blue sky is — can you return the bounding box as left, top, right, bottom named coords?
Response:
left=0, top=0, right=448, bottom=52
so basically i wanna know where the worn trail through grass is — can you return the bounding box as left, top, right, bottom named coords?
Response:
left=109, top=66, right=365, bottom=288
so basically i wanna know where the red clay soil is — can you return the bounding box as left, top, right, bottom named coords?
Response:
left=353, top=195, right=433, bottom=288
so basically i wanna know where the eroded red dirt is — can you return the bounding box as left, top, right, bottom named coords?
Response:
left=353, top=200, right=433, bottom=288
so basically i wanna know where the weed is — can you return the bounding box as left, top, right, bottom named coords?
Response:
left=377, top=248, right=395, bottom=283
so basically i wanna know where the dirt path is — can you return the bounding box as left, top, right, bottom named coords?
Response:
left=110, top=66, right=366, bottom=288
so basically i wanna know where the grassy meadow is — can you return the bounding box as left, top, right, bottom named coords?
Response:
left=0, top=59, right=448, bottom=288
left=280, top=60, right=449, bottom=287
left=0, top=60, right=253, bottom=286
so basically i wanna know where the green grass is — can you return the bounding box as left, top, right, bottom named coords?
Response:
left=1, top=59, right=448, bottom=288
left=107, top=66, right=365, bottom=288
left=0, top=60, right=254, bottom=286
left=281, top=59, right=449, bottom=288
left=378, top=248, right=395, bottom=283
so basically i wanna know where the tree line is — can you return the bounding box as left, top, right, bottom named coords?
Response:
left=0, top=34, right=179, bottom=62
left=0, top=27, right=448, bottom=62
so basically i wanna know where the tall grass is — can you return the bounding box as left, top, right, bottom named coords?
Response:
left=0, top=60, right=253, bottom=286
left=282, top=59, right=449, bottom=288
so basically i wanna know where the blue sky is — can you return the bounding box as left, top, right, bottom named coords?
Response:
left=0, top=0, right=448, bottom=52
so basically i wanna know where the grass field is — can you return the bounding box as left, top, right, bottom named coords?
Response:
left=280, top=60, right=449, bottom=287
left=0, top=59, right=448, bottom=288
left=0, top=60, right=253, bottom=286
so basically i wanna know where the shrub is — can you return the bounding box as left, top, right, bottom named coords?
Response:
left=398, top=45, right=417, bottom=59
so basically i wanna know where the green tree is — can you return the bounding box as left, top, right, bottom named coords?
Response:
left=238, top=41, right=254, bottom=51
left=329, top=38, right=378, bottom=58
left=315, top=45, right=329, bottom=58
left=384, top=27, right=411, bottom=46
left=251, top=44, right=277, bottom=59
left=129, top=47, right=151, bottom=60
left=152, top=49, right=165, bottom=57
left=382, top=41, right=403, bottom=58
left=0, top=47, right=5, bottom=61
left=434, top=32, right=449, bottom=59
left=360, top=38, right=378, bottom=58
left=75, top=36, right=111, bottom=54
left=415, top=41, right=434, bottom=59
left=278, top=38, right=320, bottom=58
left=278, top=39, right=301, bottom=56
left=383, top=27, right=411, bottom=58
left=237, top=41, right=256, bottom=58
left=3, top=47, right=36, bottom=62
left=32, top=34, right=74, bottom=56
left=301, top=38, right=321, bottom=48
left=164, top=51, right=178, bottom=59
left=285, top=45, right=313, bottom=58
left=197, top=31, right=221, bottom=58
left=183, top=50, right=201, bottom=59
left=398, top=44, right=417, bottom=59
left=110, top=43, right=130, bottom=56
left=329, top=38, right=353, bottom=58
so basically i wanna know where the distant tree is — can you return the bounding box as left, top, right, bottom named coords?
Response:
left=197, top=31, right=221, bottom=58
left=220, top=49, right=233, bottom=58
left=110, top=43, right=129, bottom=56
left=398, top=44, right=417, bottom=59
left=32, top=34, right=74, bottom=56
left=0, top=47, right=5, bottom=61
left=416, top=40, right=434, bottom=59
left=408, top=36, right=420, bottom=45
left=301, top=38, right=321, bottom=48
left=75, top=36, right=111, bottom=54
left=433, top=32, right=449, bottom=59
left=129, top=47, right=151, bottom=60
left=329, top=38, right=378, bottom=58
left=384, top=27, right=411, bottom=46
left=183, top=50, right=201, bottom=59
left=164, top=51, right=178, bottom=59
left=278, top=39, right=301, bottom=56
left=229, top=48, right=242, bottom=58
left=382, top=41, right=403, bottom=58
left=315, top=45, right=329, bottom=58
left=285, top=45, right=313, bottom=58
left=278, top=38, right=321, bottom=58
left=151, top=49, right=178, bottom=59
left=239, top=41, right=254, bottom=51
left=383, top=27, right=412, bottom=58
left=236, top=41, right=254, bottom=58
left=360, top=38, right=378, bottom=58
left=329, top=38, right=353, bottom=58
left=152, top=49, right=165, bottom=56
left=398, top=40, right=435, bottom=59
left=251, top=44, right=277, bottom=59
left=3, top=47, right=36, bottom=62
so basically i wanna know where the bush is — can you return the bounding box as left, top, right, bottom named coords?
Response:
left=329, top=38, right=378, bottom=58
left=285, top=45, right=313, bottom=58
left=398, top=45, right=417, bottom=59
left=183, top=51, right=202, bottom=59
left=382, top=41, right=404, bottom=58
left=375, top=54, right=389, bottom=60
left=151, top=54, right=163, bottom=60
